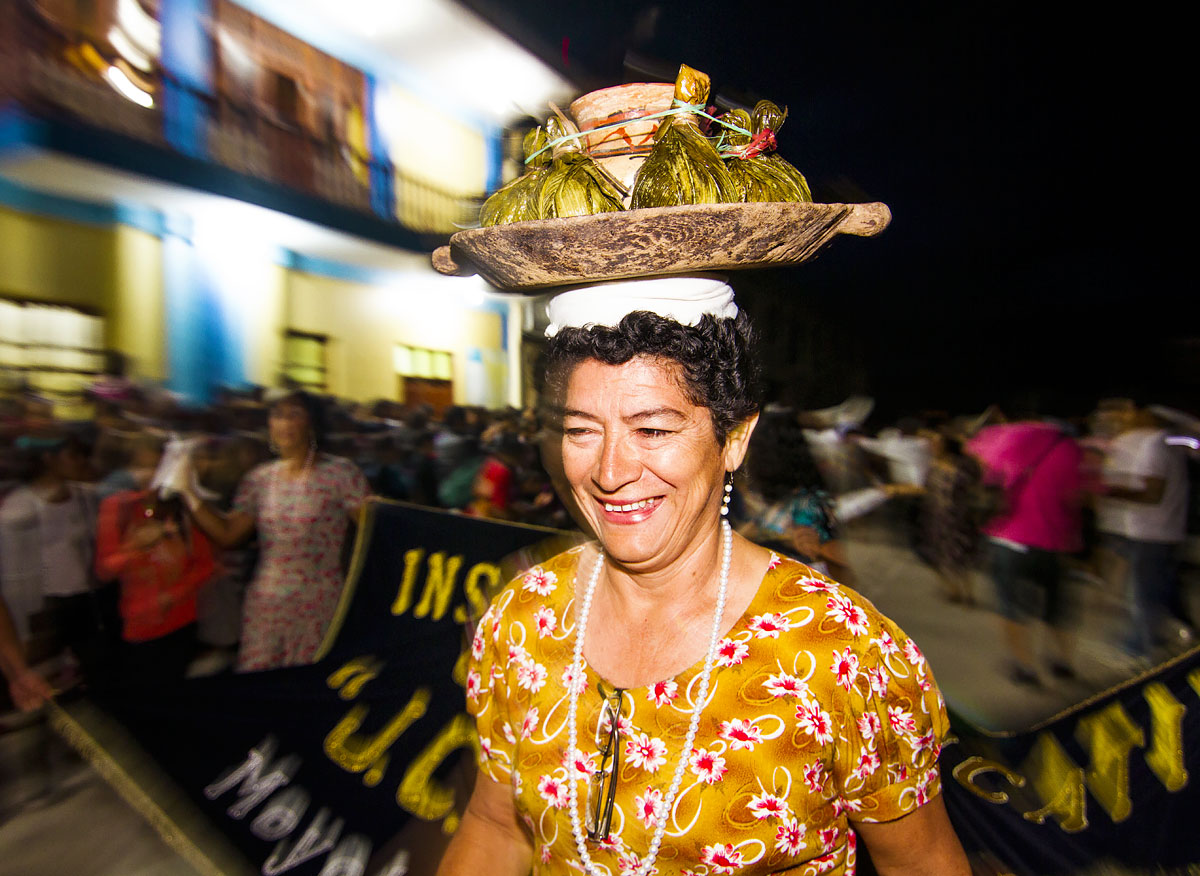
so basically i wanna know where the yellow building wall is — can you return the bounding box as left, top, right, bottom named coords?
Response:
left=111, top=224, right=165, bottom=379
left=287, top=271, right=503, bottom=404
left=0, top=205, right=117, bottom=310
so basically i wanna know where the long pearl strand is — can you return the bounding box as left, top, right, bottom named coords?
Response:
left=565, top=519, right=733, bottom=876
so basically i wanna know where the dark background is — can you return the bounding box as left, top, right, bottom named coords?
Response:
left=464, top=0, right=1184, bottom=423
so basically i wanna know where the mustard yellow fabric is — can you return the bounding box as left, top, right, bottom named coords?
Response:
left=467, top=546, right=950, bottom=875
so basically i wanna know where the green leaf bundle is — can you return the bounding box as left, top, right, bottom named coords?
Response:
left=629, top=65, right=739, bottom=209
left=535, top=115, right=625, bottom=220
left=750, top=100, right=812, bottom=202
left=479, top=127, right=552, bottom=226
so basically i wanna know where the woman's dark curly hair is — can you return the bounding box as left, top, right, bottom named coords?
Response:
left=541, top=310, right=763, bottom=445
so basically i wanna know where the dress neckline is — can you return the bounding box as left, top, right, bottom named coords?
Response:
left=575, top=549, right=787, bottom=695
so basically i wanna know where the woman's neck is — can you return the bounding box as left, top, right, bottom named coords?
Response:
left=599, top=522, right=729, bottom=618
left=278, top=446, right=314, bottom=472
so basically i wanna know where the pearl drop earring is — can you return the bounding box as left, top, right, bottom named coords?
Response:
left=721, top=471, right=733, bottom=516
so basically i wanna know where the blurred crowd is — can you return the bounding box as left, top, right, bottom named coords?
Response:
left=736, top=396, right=1200, bottom=688
left=1, top=376, right=1198, bottom=712
left=0, top=379, right=572, bottom=712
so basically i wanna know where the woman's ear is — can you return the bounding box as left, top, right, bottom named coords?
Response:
left=723, top=413, right=760, bottom=474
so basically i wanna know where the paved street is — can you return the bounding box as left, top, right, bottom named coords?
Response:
left=0, top=516, right=1179, bottom=875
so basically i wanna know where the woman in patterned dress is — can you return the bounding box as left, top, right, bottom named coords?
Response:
left=182, top=391, right=368, bottom=671
left=438, top=280, right=968, bottom=876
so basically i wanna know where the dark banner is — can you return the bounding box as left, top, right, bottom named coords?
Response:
left=54, top=502, right=1200, bottom=875
left=62, top=501, right=567, bottom=876
left=941, top=647, right=1200, bottom=875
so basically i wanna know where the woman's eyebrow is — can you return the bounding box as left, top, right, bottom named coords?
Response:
left=560, top=407, right=687, bottom=424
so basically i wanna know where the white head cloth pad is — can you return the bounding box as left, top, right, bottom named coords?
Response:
left=544, top=275, right=737, bottom=338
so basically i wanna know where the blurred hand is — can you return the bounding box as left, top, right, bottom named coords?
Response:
left=885, top=483, right=926, bottom=498
left=9, top=669, right=54, bottom=711
left=789, top=526, right=822, bottom=560
left=125, top=519, right=165, bottom=551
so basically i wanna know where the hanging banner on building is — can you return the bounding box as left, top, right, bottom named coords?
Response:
left=54, top=500, right=1200, bottom=876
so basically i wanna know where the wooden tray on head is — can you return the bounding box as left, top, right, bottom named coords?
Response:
left=432, top=201, right=891, bottom=291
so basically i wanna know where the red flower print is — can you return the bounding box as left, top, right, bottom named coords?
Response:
left=852, top=750, right=881, bottom=781
left=516, top=659, right=548, bottom=693
left=617, top=852, right=644, bottom=876
left=857, top=711, right=882, bottom=744
left=774, top=818, right=807, bottom=855
left=634, top=786, right=664, bottom=828
left=866, top=666, right=890, bottom=698
left=903, top=637, right=926, bottom=668
left=700, top=842, right=745, bottom=874
left=767, top=552, right=782, bottom=570
left=521, top=566, right=558, bottom=596
left=716, top=638, right=749, bottom=667
left=800, top=575, right=838, bottom=594
left=819, top=826, right=838, bottom=852
left=811, top=850, right=839, bottom=873
left=831, top=647, right=860, bottom=691
left=888, top=763, right=909, bottom=784
left=624, top=732, right=668, bottom=772
left=832, top=795, right=864, bottom=816
left=465, top=668, right=483, bottom=701
left=507, top=642, right=529, bottom=665
left=520, top=706, right=540, bottom=740
left=803, top=760, right=828, bottom=793
left=648, top=679, right=678, bottom=708
left=764, top=672, right=807, bottom=699
left=795, top=698, right=834, bottom=745
left=540, top=844, right=552, bottom=864
left=560, top=663, right=587, bottom=695
left=533, top=606, right=557, bottom=638
left=748, top=612, right=792, bottom=639
left=479, top=736, right=493, bottom=759
left=826, top=593, right=869, bottom=636
left=720, top=717, right=765, bottom=751
left=470, top=626, right=486, bottom=661
left=688, top=747, right=728, bottom=784
left=537, top=774, right=568, bottom=808
left=872, top=629, right=900, bottom=656
left=887, top=705, right=918, bottom=736
left=562, top=747, right=597, bottom=779
left=748, top=792, right=788, bottom=820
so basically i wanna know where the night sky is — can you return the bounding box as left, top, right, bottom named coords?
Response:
left=464, top=1, right=1181, bottom=423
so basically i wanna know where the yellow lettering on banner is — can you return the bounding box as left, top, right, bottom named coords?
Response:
left=951, top=756, right=1026, bottom=804
left=414, top=553, right=464, bottom=621
left=1188, top=666, right=1200, bottom=699
left=1143, top=682, right=1188, bottom=792
left=396, top=713, right=479, bottom=833
left=1020, top=732, right=1089, bottom=832
left=391, top=549, right=425, bottom=616
left=463, top=562, right=500, bottom=623
left=326, top=657, right=382, bottom=700
left=1074, top=702, right=1144, bottom=823
left=324, top=688, right=430, bottom=782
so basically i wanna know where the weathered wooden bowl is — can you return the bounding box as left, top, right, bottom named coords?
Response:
left=432, top=201, right=891, bottom=292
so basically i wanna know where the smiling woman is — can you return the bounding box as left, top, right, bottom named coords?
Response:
left=437, top=278, right=970, bottom=876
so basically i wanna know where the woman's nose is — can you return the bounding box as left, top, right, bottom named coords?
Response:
left=592, top=432, right=639, bottom=493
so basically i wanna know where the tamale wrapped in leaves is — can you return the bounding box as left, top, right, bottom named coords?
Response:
left=479, top=127, right=552, bottom=226
left=535, top=115, right=625, bottom=220
left=629, top=64, right=739, bottom=209
left=750, top=100, right=813, bottom=202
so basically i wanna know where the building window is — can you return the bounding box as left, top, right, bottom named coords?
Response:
left=283, top=330, right=327, bottom=391
left=0, top=297, right=106, bottom=420
left=394, top=343, right=453, bottom=413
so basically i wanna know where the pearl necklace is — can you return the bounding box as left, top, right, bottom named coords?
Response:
left=565, top=519, right=733, bottom=876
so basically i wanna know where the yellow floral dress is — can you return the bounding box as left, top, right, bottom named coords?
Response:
left=467, top=545, right=949, bottom=875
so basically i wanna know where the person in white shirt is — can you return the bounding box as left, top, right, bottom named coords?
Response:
left=1094, top=403, right=1191, bottom=658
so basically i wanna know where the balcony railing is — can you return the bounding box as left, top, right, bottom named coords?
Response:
left=1, top=0, right=479, bottom=237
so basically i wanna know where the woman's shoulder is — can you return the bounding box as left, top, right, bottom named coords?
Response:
left=487, top=545, right=588, bottom=616
left=759, top=555, right=901, bottom=637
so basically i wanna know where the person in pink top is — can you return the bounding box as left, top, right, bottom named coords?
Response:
left=967, top=420, right=1084, bottom=687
